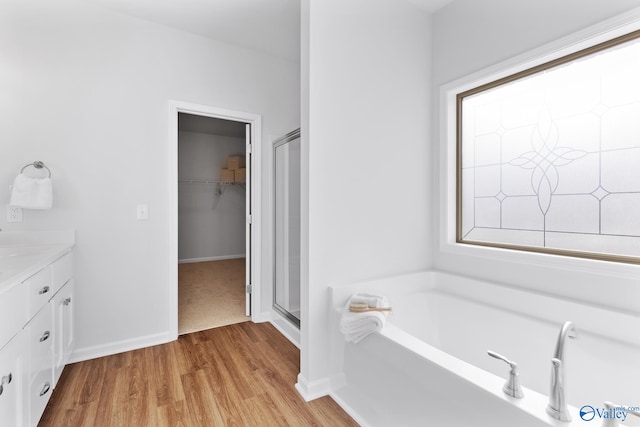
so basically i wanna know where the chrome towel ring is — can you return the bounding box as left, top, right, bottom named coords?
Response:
left=21, top=161, right=52, bottom=178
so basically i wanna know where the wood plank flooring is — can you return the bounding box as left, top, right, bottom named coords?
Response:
left=39, top=322, right=358, bottom=427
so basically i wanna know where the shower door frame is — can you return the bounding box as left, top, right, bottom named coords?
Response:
left=168, top=100, right=263, bottom=339
left=273, top=128, right=302, bottom=328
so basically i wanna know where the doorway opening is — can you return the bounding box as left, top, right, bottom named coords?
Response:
left=168, top=101, right=262, bottom=339
left=178, top=113, right=248, bottom=334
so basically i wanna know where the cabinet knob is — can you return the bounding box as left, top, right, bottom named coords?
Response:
left=39, top=286, right=50, bottom=295
left=39, top=330, right=51, bottom=342
left=63, top=297, right=72, bottom=306
left=0, top=373, right=12, bottom=396
left=39, top=382, right=51, bottom=397
left=2, top=373, right=12, bottom=385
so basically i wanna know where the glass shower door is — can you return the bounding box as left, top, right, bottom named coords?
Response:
left=273, top=129, right=301, bottom=327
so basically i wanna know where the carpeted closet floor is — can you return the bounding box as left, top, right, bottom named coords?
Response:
left=178, top=258, right=248, bottom=335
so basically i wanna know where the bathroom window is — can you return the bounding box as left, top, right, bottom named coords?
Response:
left=457, top=30, right=640, bottom=263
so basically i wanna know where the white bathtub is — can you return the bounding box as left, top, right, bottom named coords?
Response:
left=328, top=271, right=640, bottom=427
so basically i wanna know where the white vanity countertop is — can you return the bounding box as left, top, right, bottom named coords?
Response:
left=0, top=230, right=75, bottom=294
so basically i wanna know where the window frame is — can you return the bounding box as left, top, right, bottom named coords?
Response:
left=456, top=29, right=640, bottom=265
left=440, top=14, right=640, bottom=269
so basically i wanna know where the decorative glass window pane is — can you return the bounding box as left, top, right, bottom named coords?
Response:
left=457, top=31, right=640, bottom=263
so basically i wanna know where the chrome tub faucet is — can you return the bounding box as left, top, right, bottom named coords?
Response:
left=487, top=350, right=524, bottom=398
left=546, top=321, right=578, bottom=422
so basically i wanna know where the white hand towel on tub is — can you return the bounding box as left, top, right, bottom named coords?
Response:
left=9, top=173, right=53, bottom=209
left=339, top=293, right=390, bottom=344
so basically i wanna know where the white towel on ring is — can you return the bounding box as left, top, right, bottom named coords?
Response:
left=9, top=173, right=53, bottom=209
left=339, top=293, right=389, bottom=343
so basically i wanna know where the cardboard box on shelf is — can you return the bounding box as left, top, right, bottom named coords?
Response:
left=227, top=155, right=245, bottom=171
left=235, top=168, right=246, bottom=182
left=220, top=169, right=235, bottom=182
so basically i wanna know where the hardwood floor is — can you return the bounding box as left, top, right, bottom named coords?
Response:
left=39, top=322, right=358, bottom=426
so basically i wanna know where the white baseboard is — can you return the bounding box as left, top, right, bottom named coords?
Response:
left=68, top=331, right=176, bottom=364
left=269, top=311, right=300, bottom=349
left=295, top=373, right=331, bottom=402
left=330, top=390, right=371, bottom=427
left=178, top=254, right=245, bottom=264
left=252, top=310, right=272, bottom=323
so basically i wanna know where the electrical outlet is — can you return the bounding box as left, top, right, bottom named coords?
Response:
left=7, top=206, right=23, bottom=222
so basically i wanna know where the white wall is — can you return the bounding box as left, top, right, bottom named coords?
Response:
left=178, top=131, right=245, bottom=262
left=432, top=0, right=640, bottom=315
left=0, top=0, right=299, bottom=358
left=432, top=0, right=640, bottom=86
left=299, top=0, right=432, bottom=398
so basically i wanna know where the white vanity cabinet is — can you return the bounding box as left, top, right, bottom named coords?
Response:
left=0, top=282, right=28, bottom=427
left=0, top=331, right=26, bottom=427
left=0, top=247, right=74, bottom=427
left=0, top=281, right=29, bottom=353
left=26, top=302, right=53, bottom=425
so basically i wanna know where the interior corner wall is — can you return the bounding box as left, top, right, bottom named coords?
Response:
left=431, top=1, right=640, bottom=314
left=0, top=0, right=299, bottom=359
left=301, top=0, right=432, bottom=395
left=178, top=131, right=246, bottom=262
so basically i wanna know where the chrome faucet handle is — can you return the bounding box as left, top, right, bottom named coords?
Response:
left=601, top=401, right=640, bottom=427
left=487, top=350, right=524, bottom=398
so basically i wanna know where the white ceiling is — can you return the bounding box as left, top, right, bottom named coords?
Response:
left=86, top=0, right=301, bottom=61
left=406, top=0, right=454, bottom=13
left=85, top=0, right=453, bottom=62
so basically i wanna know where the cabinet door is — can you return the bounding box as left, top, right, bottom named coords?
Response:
left=0, top=332, right=25, bottom=427
left=27, top=303, right=53, bottom=427
left=53, top=280, right=74, bottom=387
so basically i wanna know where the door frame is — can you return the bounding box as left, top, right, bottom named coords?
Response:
left=168, top=100, right=262, bottom=339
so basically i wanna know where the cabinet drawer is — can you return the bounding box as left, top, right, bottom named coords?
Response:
left=24, top=266, right=53, bottom=318
left=28, top=367, right=52, bottom=427
left=51, top=252, right=73, bottom=296
left=0, top=283, right=28, bottom=350
left=27, top=303, right=53, bottom=385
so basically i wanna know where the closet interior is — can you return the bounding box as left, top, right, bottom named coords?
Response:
left=177, top=113, right=248, bottom=334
